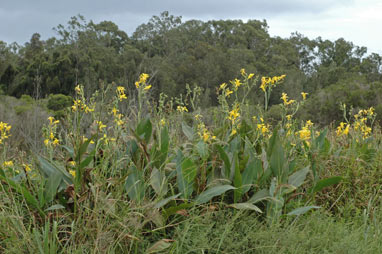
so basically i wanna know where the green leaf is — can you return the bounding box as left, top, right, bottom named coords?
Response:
left=75, top=134, right=96, bottom=162
left=136, top=117, right=152, bottom=143
left=288, top=166, right=310, bottom=188
left=233, top=153, right=243, bottom=203
left=311, top=176, right=342, bottom=193
left=146, top=239, right=173, bottom=253
left=248, top=189, right=270, bottom=203
left=125, top=165, right=145, bottom=202
left=44, top=171, right=62, bottom=203
left=176, top=150, right=197, bottom=199
left=45, top=204, right=65, bottom=212
left=229, top=203, right=262, bottom=213
left=242, top=158, right=262, bottom=193
left=181, top=122, right=194, bottom=140
left=159, top=127, right=169, bottom=163
left=150, top=168, right=167, bottom=196
left=287, top=206, right=321, bottom=216
left=215, top=144, right=231, bottom=179
left=196, top=140, right=208, bottom=159
left=195, top=185, right=236, bottom=204
left=163, top=202, right=194, bottom=220
left=269, top=138, right=285, bottom=179
left=79, top=149, right=95, bottom=170
left=154, top=193, right=182, bottom=209
left=37, top=156, right=72, bottom=190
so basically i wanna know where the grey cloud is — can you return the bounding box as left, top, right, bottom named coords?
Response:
left=0, top=0, right=353, bottom=43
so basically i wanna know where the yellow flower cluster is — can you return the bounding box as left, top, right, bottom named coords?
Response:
left=227, top=104, right=240, bottom=125
left=135, top=73, right=151, bottom=91
left=197, top=122, right=216, bottom=143
left=72, top=85, right=95, bottom=113
left=280, top=93, right=295, bottom=106
left=116, top=86, right=127, bottom=101
left=72, top=99, right=94, bottom=113
left=0, top=122, right=11, bottom=145
left=353, top=107, right=374, bottom=139
left=336, top=122, right=350, bottom=136
left=297, top=120, right=313, bottom=143
left=256, top=117, right=270, bottom=135
left=177, top=106, right=188, bottom=113
left=2, top=161, right=13, bottom=167
left=44, top=117, right=60, bottom=147
left=111, top=107, right=124, bottom=126
left=97, top=121, right=107, bottom=131
left=219, top=83, right=233, bottom=97
left=240, top=68, right=255, bottom=80
left=260, top=74, right=286, bottom=92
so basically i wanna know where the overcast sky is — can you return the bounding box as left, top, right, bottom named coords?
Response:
left=1, top=0, right=381, bottom=54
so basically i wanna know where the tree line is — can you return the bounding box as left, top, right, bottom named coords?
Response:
left=1, top=12, right=382, bottom=124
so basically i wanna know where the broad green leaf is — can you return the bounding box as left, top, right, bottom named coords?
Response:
left=248, top=189, right=271, bottom=203
left=195, top=185, right=236, bottom=204
left=287, top=206, right=321, bottom=216
left=37, top=156, right=72, bottom=190
left=181, top=122, right=194, bottom=140
left=176, top=150, right=197, bottom=198
left=215, top=144, right=231, bottom=179
left=45, top=204, right=65, bottom=212
left=159, top=127, right=169, bottom=164
left=196, top=140, right=208, bottom=159
left=163, top=202, right=194, bottom=220
left=269, top=139, right=285, bottom=179
left=311, top=176, right=342, bottom=193
left=136, top=117, right=152, bottom=143
left=242, top=158, right=262, bottom=193
left=288, top=166, right=310, bottom=188
left=150, top=168, right=167, bottom=196
left=44, top=171, right=62, bottom=203
left=146, top=239, right=173, bottom=253
left=125, top=165, right=145, bottom=202
left=229, top=203, right=262, bottom=213
left=79, top=149, right=95, bottom=170
left=154, top=193, right=182, bottom=209
left=233, top=153, right=243, bottom=203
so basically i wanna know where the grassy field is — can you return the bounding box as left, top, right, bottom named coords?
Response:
left=0, top=71, right=381, bottom=253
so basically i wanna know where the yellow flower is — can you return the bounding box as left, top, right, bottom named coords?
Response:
left=139, top=73, right=149, bottom=84
left=240, top=68, right=246, bottom=76
left=225, top=89, right=233, bottom=97
left=219, top=83, right=227, bottom=90
left=177, top=106, right=188, bottom=113
left=286, top=115, right=292, bottom=121
left=248, top=73, right=255, bottom=79
left=23, top=163, right=32, bottom=172
left=69, top=170, right=76, bottom=178
left=160, top=119, right=166, bottom=126
left=111, top=107, right=118, bottom=116
left=116, top=86, right=127, bottom=101
left=52, top=138, right=60, bottom=146
left=75, top=85, right=81, bottom=94
left=97, top=121, right=107, bottom=131
left=281, top=93, right=295, bottom=105
left=143, top=85, right=152, bottom=91
left=3, top=161, right=13, bottom=167
left=44, top=139, right=49, bottom=147
left=69, top=161, right=76, bottom=167
left=301, top=92, right=308, bottom=100
left=231, top=128, right=237, bottom=136
left=228, top=106, right=240, bottom=124
left=231, top=78, right=242, bottom=90
left=135, top=81, right=140, bottom=89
